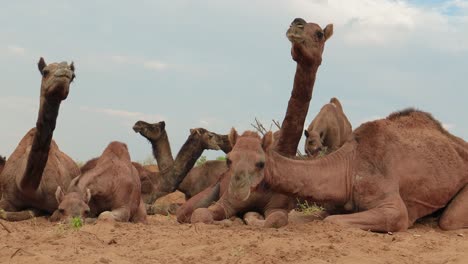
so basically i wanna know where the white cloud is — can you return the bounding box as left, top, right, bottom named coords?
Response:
left=287, top=0, right=468, bottom=50
left=7, top=45, right=26, bottom=56
left=110, top=55, right=169, bottom=71
left=443, top=123, right=456, bottom=130
left=80, top=106, right=165, bottom=125
left=143, top=60, right=168, bottom=71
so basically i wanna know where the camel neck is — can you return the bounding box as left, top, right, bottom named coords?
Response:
left=276, top=63, right=319, bottom=157
left=157, top=135, right=204, bottom=193
left=150, top=132, right=174, bottom=172
left=20, top=97, right=62, bottom=192
left=265, top=142, right=355, bottom=204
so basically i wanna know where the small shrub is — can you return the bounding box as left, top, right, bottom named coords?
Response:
left=296, top=198, right=324, bottom=215
left=70, top=217, right=83, bottom=230
left=216, top=156, right=227, bottom=161
left=317, top=146, right=329, bottom=158
left=196, top=156, right=207, bottom=166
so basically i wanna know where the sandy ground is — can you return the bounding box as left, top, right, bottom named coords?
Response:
left=0, top=211, right=466, bottom=264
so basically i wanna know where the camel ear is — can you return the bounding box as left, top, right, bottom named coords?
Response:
left=70, top=61, right=75, bottom=72
left=159, top=121, right=166, bottom=130
left=228, top=128, right=238, bottom=147
left=304, top=130, right=309, bottom=138
left=84, top=188, right=92, bottom=203
left=323, top=24, right=333, bottom=41
left=190, top=129, right=201, bottom=136
left=55, top=186, right=65, bottom=204
left=262, top=131, right=274, bottom=150
left=38, top=57, right=47, bottom=74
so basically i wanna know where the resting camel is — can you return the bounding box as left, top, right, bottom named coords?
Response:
left=178, top=18, right=333, bottom=227
left=304, top=97, right=352, bottom=157
left=0, top=58, right=80, bottom=221
left=179, top=160, right=228, bottom=199
left=132, top=120, right=232, bottom=204
left=226, top=109, right=468, bottom=232
left=53, top=142, right=146, bottom=223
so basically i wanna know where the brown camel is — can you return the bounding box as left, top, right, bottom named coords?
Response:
left=0, top=156, right=5, bottom=176
left=0, top=58, right=80, bottom=221
left=52, top=141, right=146, bottom=223
left=304, top=97, right=352, bottom=157
left=229, top=109, right=468, bottom=232
left=179, top=160, right=228, bottom=199
left=133, top=120, right=232, bottom=204
left=178, top=18, right=333, bottom=227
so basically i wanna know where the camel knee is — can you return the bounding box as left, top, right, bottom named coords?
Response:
left=191, top=208, right=214, bottom=224
left=438, top=216, right=465, bottom=231
left=385, top=209, right=408, bottom=232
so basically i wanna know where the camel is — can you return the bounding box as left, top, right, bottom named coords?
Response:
left=0, top=58, right=80, bottom=221
left=226, top=109, right=468, bottom=232
left=52, top=141, right=146, bottom=223
left=179, top=18, right=333, bottom=227
left=304, top=97, right=352, bottom=157
left=0, top=156, right=5, bottom=176
left=132, top=120, right=232, bottom=204
left=179, top=160, right=228, bottom=199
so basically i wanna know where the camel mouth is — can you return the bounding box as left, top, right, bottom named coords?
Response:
left=306, top=147, right=322, bottom=157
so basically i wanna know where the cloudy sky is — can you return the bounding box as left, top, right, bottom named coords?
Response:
left=1, top=0, right=467, bottom=163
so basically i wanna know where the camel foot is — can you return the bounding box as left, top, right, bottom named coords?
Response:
left=244, top=212, right=265, bottom=227
left=191, top=208, right=214, bottom=224
left=264, top=210, right=288, bottom=228
left=98, top=211, right=117, bottom=223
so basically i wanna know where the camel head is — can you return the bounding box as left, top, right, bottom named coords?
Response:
left=286, top=18, right=333, bottom=66
left=226, top=129, right=274, bottom=202
left=304, top=129, right=325, bottom=157
left=54, top=186, right=92, bottom=222
left=189, top=128, right=225, bottom=151
left=133, top=120, right=166, bottom=142
left=38, top=57, right=75, bottom=101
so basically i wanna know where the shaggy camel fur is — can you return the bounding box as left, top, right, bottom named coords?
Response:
left=304, top=97, right=352, bottom=157
left=179, top=18, right=333, bottom=227
left=0, top=58, right=80, bottom=221
left=239, top=109, right=468, bottom=232
left=53, top=142, right=146, bottom=223
left=133, top=120, right=231, bottom=204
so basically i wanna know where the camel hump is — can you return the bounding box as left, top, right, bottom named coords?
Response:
left=329, top=97, right=343, bottom=111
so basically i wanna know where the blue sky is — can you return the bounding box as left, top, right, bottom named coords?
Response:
left=1, top=0, right=467, bottom=163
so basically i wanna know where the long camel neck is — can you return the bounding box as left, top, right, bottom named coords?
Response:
left=158, top=136, right=204, bottom=193
left=20, top=97, right=62, bottom=192
left=276, top=63, right=319, bottom=156
left=150, top=132, right=174, bottom=172
left=265, top=142, right=355, bottom=204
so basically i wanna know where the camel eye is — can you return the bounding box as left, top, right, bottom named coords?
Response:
left=42, top=69, right=50, bottom=76
left=83, top=209, right=90, bottom=217
left=58, top=208, right=65, bottom=214
left=316, top=31, right=324, bottom=39
left=256, top=161, right=265, bottom=169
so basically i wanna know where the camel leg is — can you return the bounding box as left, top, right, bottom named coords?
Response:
left=439, top=185, right=468, bottom=230
left=0, top=199, right=42, bottom=222
left=131, top=199, right=148, bottom=223
left=324, top=196, right=409, bottom=232
left=191, top=201, right=228, bottom=224
left=243, top=212, right=265, bottom=227
left=176, top=182, right=220, bottom=223
left=264, top=209, right=289, bottom=228
left=98, top=208, right=131, bottom=222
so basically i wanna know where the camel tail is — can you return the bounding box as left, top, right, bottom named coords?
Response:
left=330, top=97, right=343, bottom=111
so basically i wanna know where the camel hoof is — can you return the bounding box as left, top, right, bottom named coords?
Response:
left=264, top=211, right=288, bottom=228
left=98, top=212, right=116, bottom=222
left=191, top=208, right=214, bottom=224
